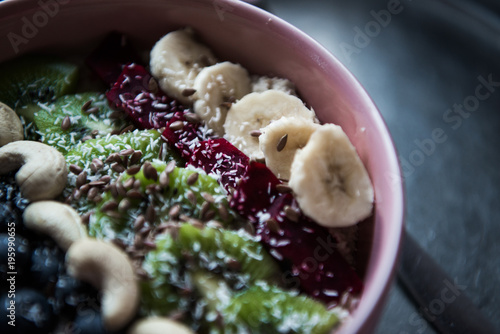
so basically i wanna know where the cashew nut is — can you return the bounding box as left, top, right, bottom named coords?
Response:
left=66, top=239, right=139, bottom=331
left=23, top=201, right=87, bottom=251
left=0, top=102, right=23, bottom=147
left=0, top=140, right=67, bottom=201
left=128, top=317, right=195, bottom=334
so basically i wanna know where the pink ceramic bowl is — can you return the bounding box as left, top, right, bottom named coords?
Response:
left=0, top=0, right=404, bottom=333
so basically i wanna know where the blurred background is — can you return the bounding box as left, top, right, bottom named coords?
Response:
left=258, top=0, right=500, bottom=333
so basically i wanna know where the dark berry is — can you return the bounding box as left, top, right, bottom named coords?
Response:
left=72, top=308, right=108, bottom=334
left=162, top=111, right=211, bottom=160
left=107, top=63, right=187, bottom=129
left=29, top=240, right=64, bottom=290
left=188, top=138, right=249, bottom=192
left=15, top=288, right=55, bottom=334
left=0, top=233, right=31, bottom=284
left=53, top=274, right=99, bottom=317
left=86, top=32, right=142, bottom=86
left=230, top=162, right=363, bottom=305
left=257, top=193, right=363, bottom=305
left=229, top=161, right=281, bottom=221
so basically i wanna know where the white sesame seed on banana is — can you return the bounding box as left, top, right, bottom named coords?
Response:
left=289, top=124, right=374, bottom=227
left=223, top=90, right=317, bottom=161
left=259, top=116, right=320, bottom=180
left=193, top=61, right=251, bottom=136
left=150, top=27, right=217, bottom=105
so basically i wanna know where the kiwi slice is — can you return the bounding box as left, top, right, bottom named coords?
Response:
left=177, top=224, right=280, bottom=285
left=65, top=129, right=165, bottom=168
left=140, top=225, right=280, bottom=319
left=32, top=92, right=126, bottom=153
left=224, top=283, right=340, bottom=334
left=0, top=55, right=79, bottom=109
left=88, top=163, right=235, bottom=242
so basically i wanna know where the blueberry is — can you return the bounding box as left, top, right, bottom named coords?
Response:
left=53, top=274, right=99, bottom=316
left=0, top=233, right=31, bottom=286
left=73, top=308, right=108, bottom=334
left=15, top=288, right=55, bottom=333
left=30, top=240, right=64, bottom=290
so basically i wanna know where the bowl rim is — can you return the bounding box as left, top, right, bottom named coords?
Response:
left=0, top=0, right=405, bottom=333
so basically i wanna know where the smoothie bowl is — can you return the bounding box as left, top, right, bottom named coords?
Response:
left=0, top=0, right=404, bottom=333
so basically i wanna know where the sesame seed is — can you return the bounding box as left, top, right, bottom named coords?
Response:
left=276, top=133, right=288, bottom=152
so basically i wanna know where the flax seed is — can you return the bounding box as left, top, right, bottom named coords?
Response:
left=249, top=130, right=262, bottom=137
left=181, top=88, right=196, bottom=96
left=187, top=172, right=199, bottom=185
left=169, top=120, right=184, bottom=131
left=276, top=133, right=288, bottom=152
left=69, top=164, right=83, bottom=175
left=81, top=100, right=92, bottom=111
left=184, top=112, right=201, bottom=123
left=61, top=116, right=71, bottom=131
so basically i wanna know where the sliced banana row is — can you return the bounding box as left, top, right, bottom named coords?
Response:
left=150, top=28, right=374, bottom=228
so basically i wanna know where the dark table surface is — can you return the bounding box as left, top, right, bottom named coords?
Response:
left=265, top=0, right=500, bottom=333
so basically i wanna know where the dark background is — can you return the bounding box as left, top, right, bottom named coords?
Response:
left=264, top=0, right=500, bottom=333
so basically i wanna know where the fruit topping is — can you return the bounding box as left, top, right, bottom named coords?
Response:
left=30, top=92, right=125, bottom=154
left=161, top=111, right=214, bottom=161
left=106, top=63, right=187, bottom=130
left=188, top=138, right=249, bottom=192
left=255, top=193, right=363, bottom=305
left=0, top=55, right=78, bottom=109
left=86, top=32, right=142, bottom=86
left=224, top=283, right=339, bottom=334
left=229, top=161, right=281, bottom=222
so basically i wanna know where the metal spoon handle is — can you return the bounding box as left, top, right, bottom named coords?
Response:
left=398, top=231, right=499, bottom=334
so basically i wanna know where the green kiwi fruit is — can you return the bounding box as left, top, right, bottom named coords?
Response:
left=32, top=92, right=125, bottom=153
left=0, top=55, right=79, bottom=109
left=224, top=283, right=340, bottom=334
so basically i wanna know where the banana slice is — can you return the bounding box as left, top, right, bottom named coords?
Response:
left=259, top=116, right=320, bottom=180
left=224, top=90, right=317, bottom=160
left=150, top=27, right=217, bottom=105
left=193, top=61, right=251, bottom=136
left=288, top=124, right=374, bottom=227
